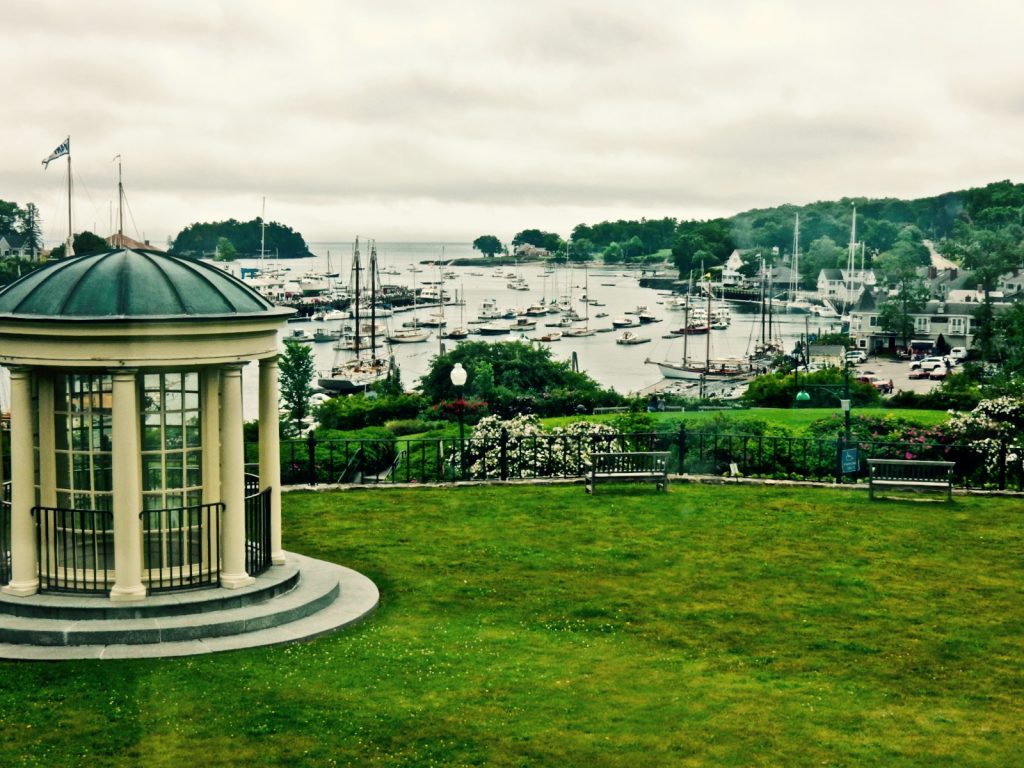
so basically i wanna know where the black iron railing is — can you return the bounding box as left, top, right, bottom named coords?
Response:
left=33, top=505, right=115, bottom=594
left=255, top=426, right=1024, bottom=492
left=141, top=502, right=223, bottom=593
left=244, top=473, right=272, bottom=577
left=1, top=482, right=10, bottom=587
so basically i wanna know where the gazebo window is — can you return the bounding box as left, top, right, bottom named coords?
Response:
left=141, top=372, right=204, bottom=570
left=51, top=374, right=114, bottom=573
left=54, top=374, right=113, bottom=512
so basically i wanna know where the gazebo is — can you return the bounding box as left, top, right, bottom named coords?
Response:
left=0, top=248, right=291, bottom=600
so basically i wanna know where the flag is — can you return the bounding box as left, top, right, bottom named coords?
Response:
left=42, top=136, right=70, bottom=169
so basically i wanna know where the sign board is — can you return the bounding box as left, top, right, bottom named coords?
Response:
left=841, top=448, right=859, bottom=474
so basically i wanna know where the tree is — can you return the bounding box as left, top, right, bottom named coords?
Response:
left=0, top=200, right=18, bottom=235
left=940, top=222, right=1024, bottom=360
left=170, top=218, right=312, bottom=258
left=602, top=242, right=624, bottom=264
left=48, top=230, right=109, bottom=259
left=511, top=229, right=563, bottom=254
left=278, top=340, right=315, bottom=429
left=215, top=237, right=237, bottom=261
left=800, top=236, right=846, bottom=283
left=875, top=232, right=931, bottom=350
left=18, top=203, right=42, bottom=255
left=622, top=235, right=644, bottom=263
left=418, top=341, right=625, bottom=417
left=671, top=219, right=734, bottom=278
left=472, top=235, right=503, bottom=258
left=567, top=238, right=595, bottom=263
left=877, top=276, right=930, bottom=349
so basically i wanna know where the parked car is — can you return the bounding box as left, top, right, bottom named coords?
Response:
left=845, top=350, right=867, bottom=364
left=908, top=367, right=933, bottom=380
left=909, top=356, right=944, bottom=371
left=929, top=366, right=949, bottom=380
left=869, top=376, right=894, bottom=394
left=950, top=347, right=968, bottom=362
left=859, top=374, right=894, bottom=393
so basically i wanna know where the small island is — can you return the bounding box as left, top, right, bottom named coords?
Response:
left=169, top=217, right=312, bottom=260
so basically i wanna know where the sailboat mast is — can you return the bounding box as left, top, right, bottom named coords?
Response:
left=438, top=247, right=446, bottom=354
left=846, top=204, right=857, bottom=310
left=116, top=155, right=124, bottom=248
left=704, top=278, right=712, bottom=373
left=369, top=241, right=378, bottom=361
left=791, top=213, right=800, bottom=301
left=682, top=304, right=690, bottom=368
left=352, top=238, right=361, bottom=357
left=759, top=256, right=766, bottom=345
left=260, top=197, right=267, bottom=262
left=583, top=264, right=590, bottom=329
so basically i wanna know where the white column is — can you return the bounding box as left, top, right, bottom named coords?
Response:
left=36, top=373, right=57, bottom=508
left=2, top=367, right=38, bottom=596
left=202, top=369, right=221, bottom=505
left=259, top=357, right=285, bottom=565
left=219, top=364, right=253, bottom=589
left=110, top=370, right=146, bottom=601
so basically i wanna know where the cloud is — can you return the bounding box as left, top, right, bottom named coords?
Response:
left=3, top=0, right=1024, bottom=244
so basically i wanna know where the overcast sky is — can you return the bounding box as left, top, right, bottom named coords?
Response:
left=4, top=0, right=1024, bottom=247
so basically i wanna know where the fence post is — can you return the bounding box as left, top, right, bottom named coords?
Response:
left=499, top=427, right=509, bottom=481
left=677, top=424, right=687, bottom=473
left=306, top=429, right=317, bottom=485
left=835, top=430, right=844, bottom=484
left=998, top=437, right=1007, bottom=491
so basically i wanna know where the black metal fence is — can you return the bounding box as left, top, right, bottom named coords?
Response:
left=33, top=505, right=115, bottom=594
left=244, top=474, right=272, bottom=577
left=141, top=502, right=223, bottom=593
left=261, top=426, right=1024, bottom=492
left=1, top=482, right=10, bottom=587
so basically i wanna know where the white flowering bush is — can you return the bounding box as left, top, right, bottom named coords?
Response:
left=467, top=415, right=623, bottom=479
left=946, top=396, right=1024, bottom=482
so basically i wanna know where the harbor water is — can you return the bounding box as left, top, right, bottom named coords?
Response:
left=232, top=242, right=843, bottom=419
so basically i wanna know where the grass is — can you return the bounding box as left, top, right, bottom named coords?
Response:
left=1, top=484, right=1021, bottom=767
left=545, top=407, right=951, bottom=433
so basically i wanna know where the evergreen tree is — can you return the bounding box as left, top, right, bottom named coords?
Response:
left=279, top=340, right=316, bottom=428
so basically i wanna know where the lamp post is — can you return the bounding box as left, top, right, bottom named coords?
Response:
left=795, top=361, right=852, bottom=443
left=450, top=362, right=468, bottom=478
left=795, top=363, right=855, bottom=482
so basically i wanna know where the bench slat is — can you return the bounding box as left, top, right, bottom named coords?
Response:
left=587, top=451, right=669, bottom=494
left=867, top=458, right=954, bottom=501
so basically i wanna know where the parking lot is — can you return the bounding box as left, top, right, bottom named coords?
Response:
left=848, top=353, right=945, bottom=396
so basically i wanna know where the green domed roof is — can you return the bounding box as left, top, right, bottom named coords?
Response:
left=0, top=248, right=288, bottom=320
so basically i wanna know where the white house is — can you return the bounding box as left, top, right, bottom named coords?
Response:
left=817, top=268, right=877, bottom=308
left=847, top=289, right=1007, bottom=353
left=0, top=233, right=37, bottom=261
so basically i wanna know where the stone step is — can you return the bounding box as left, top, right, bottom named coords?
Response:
left=0, top=564, right=301, bottom=621
left=0, top=553, right=379, bottom=658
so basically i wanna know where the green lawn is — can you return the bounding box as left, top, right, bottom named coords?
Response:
left=1, top=484, right=1021, bottom=767
left=545, top=407, right=951, bottom=433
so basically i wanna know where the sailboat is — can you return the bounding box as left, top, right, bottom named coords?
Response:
left=562, top=265, right=595, bottom=337
left=646, top=276, right=751, bottom=381
left=388, top=264, right=430, bottom=343
left=786, top=214, right=813, bottom=313
left=318, top=239, right=394, bottom=393
left=443, top=282, right=470, bottom=340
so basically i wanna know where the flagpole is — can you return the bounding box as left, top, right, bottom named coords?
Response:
left=66, top=138, right=74, bottom=257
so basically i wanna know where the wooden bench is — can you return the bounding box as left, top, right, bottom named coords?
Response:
left=867, top=458, right=955, bottom=501
left=586, top=451, right=670, bottom=494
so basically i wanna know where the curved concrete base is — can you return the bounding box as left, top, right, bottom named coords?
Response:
left=0, top=553, right=379, bottom=661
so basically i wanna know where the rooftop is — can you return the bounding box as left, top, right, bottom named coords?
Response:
left=0, top=248, right=289, bottom=321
